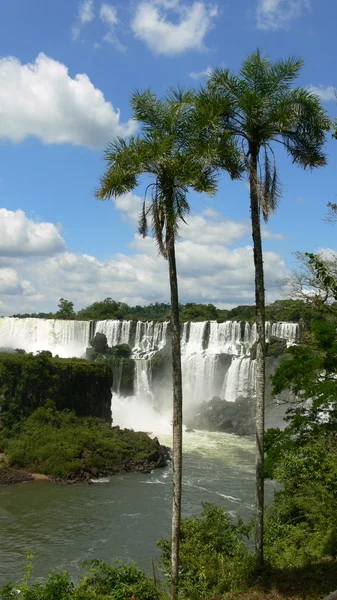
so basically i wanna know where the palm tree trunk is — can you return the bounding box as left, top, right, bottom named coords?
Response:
left=167, top=229, right=183, bottom=600
left=249, top=145, right=266, bottom=570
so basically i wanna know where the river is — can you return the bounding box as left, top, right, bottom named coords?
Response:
left=0, top=429, right=276, bottom=587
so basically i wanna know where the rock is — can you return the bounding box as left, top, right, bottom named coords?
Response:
left=189, top=396, right=255, bottom=436
left=185, top=428, right=195, bottom=433
left=0, top=465, right=33, bottom=485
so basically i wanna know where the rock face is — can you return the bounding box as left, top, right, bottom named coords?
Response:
left=189, top=396, right=255, bottom=436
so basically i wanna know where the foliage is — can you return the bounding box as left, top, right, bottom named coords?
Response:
left=179, top=303, right=218, bottom=322
left=77, top=298, right=128, bottom=321
left=264, top=257, right=337, bottom=571
left=55, top=298, right=75, bottom=320
left=11, top=297, right=322, bottom=325
left=158, top=503, right=253, bottom=598
left=0, top=352, right=112, bottom=437
left=0, top=559, right=164, bottom=600
left=2, top=404, right=165, bottom=480
left=76, top=560, right=164, bottom=599
left=199, top=51, right=329, bottom=217
left=272, top=317, right=337, bottom=435
left=96, top=87, right=242, bottom=256
left=264, top=438, right=337, bottom=568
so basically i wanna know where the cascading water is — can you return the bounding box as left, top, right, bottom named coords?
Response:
left=222, top=356, right=256, bottom=402
left=0, top=316, right=299, bottom=429
left=0, top=317, right=90, bottom=358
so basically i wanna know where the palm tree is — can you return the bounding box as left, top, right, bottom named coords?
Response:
left=198, top=50, right=329, bottom=568
left=96, top=88, right=242, bottom=599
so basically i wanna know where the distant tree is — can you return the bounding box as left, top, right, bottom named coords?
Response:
left=180, top=303, right=218, bottom=322
left=77, top=298, right=123, bottom=321
left=55, top=298, right=75, bottom=320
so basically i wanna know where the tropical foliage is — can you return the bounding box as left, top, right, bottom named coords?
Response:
left=0, top=351, right=112, bottom=436
left=0, top=403, right=166, bottom=481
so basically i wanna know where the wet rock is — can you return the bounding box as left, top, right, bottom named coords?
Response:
left=189, top=396, right=255, bottom=436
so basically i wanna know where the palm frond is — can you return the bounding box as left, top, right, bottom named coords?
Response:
left=261, top=146, right=281, bottom=222
left=139, top=199, right=149, bottom=237
left=279, top=88, right=330, bottom=168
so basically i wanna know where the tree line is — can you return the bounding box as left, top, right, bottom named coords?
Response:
left=11, top=297, right=326, bottom=324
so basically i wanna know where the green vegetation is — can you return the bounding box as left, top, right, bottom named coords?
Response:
left=1, top=559, right=165, bottom=600
left=12, top=297, right=322, bottom=325
left=0, top=403, right=168, bottom=481
left=0, top=351, right=112, bottom=437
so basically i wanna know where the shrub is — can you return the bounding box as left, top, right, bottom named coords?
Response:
left=158, top=503, right=254, bottom=599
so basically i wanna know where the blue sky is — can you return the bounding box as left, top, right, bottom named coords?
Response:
left=0, top=0, right=335, bottom=314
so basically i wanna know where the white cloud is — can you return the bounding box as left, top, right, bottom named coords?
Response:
left=256, top=0, right=309, bottom=30
left=100, top=3, right=118, bottom=26
left=189, top=66, right=213, bottom=80
left=0, top=53, right=136, bottom=148
left=261, top=228, right=284, bottom=240
left=0, top=204, right=286, bottom=315
left=113, top=192, right=143, bottom=226
left=0, top=209, right=66, bottom=256
left=16, top=237, right=283, bottom=314
left=72, top=0, right=95, bottom=40
left=98, top=3, right=127, bottom=52
left=308, top=85, right=336, bottom=102
left=131, top=1, right=218, bottom=56
left=0, top=268, right=36, bottom=297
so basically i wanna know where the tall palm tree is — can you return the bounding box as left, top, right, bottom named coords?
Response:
left=197, top=50, right=329, bottom=568
left=96, top=88, right=242, bottom=599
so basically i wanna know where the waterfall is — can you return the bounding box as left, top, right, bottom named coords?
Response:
left=135, top=360, right=153, bottom=401
left=95, top=320, right=132, bottom=347
left=208, top=321, right=247, bottom=355
left=0, top=317, right=90, bottom=358
left=0, top=316, right=299, bottom=411
left=223, top=357, right=256, bottom=402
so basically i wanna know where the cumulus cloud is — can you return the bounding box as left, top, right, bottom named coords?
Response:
left=308, top=85, right=336, bottom=102
left=0, top=268, right=36, bottom=296
left=189, top=66, right=213, bottom=80
left=16, top=236, right=284, bottom=314
left=256, top=0, right=309, bottom=30
left=0, top=53, right=136, bottom=149
left=72, top=0, right=95, bottom=40
left=0, top=204, right=286, bottom=315
left=131, top=1, right=218, bottom=56
left=0, top=209, right=66, bottom=256
left=98, top=3, right=127, bottom=52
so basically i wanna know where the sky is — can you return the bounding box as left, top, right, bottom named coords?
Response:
left=0, top=0, right=336, bottom=315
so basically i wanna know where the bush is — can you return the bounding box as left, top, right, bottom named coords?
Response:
left=158, top=503, right=254, bottom=599
left=0, top=560, right=164, bottom=600
left=3, top=404, right=167, bottom=480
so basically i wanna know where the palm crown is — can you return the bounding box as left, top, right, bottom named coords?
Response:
left=197, top=49, right=330, bottom=220
left=96, top=88, right=242, bottom=257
